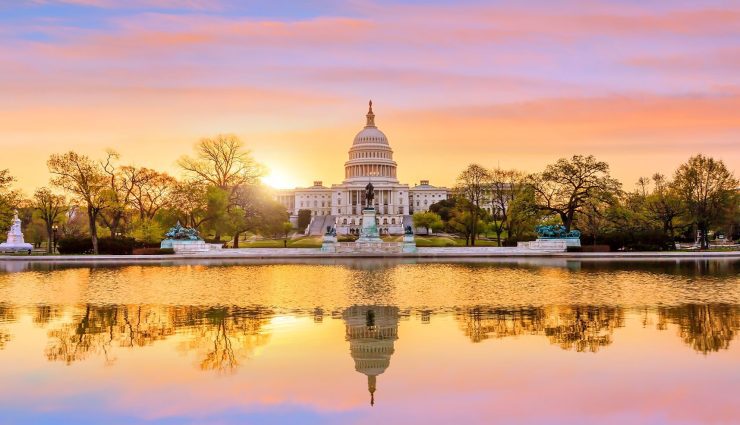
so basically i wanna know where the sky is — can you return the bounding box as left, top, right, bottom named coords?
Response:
left=0, top=0, right=738, bottom=191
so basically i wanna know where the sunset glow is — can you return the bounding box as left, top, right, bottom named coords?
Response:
left=1, top=1, right=738, bottom=189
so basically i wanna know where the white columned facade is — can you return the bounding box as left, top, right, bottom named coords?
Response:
left=276, top=101, right=448, bottom=235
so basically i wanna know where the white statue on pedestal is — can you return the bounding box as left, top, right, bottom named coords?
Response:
left=0, top=210, right=33, bottom=254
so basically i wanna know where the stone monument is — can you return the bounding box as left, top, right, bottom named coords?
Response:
left=321, top=225, right=338, bottom=252
left=518, top=224, right=580, bottom=251
left=160, top=221, right=209, bottom=253
left=0, top=210, right=33, bottom=254
left=356, top=182, right=382, bottom=244
left=402, top=225, right=417, bottom=253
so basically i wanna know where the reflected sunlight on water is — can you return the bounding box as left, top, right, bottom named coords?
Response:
left=0, top=259, right=738, bottom=424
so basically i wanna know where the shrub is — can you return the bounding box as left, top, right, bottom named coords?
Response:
left=566, top=246, right=583, bottom=252
left=132, top=247, right=174, bottom=255
left=98, top=237, right=138, bottom=255
left=581, top=244, right=611, bottom=252
left=57, top=237, right=93, bottom=254
left=57, top=237, right=140, bottom=255
left=597, top=230, right=675, bottom=252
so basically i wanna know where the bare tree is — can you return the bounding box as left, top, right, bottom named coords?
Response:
left=169, top=181, right=209, bottom=228
left=178, top=134, right=263, bottom=191
left=48, top=151, right=108, bottom=254
left=32, top=188, right=67, bottom=253
left=99, top=151, right=135, bottom=238
left=128, top=168, right=176, bottom=220
left=529, top=155, right=621, bottom=232
left=178, top=135, right=264, bottom=241
left=489, top=168, right=526, bottom=246
left=455, top=164, right=491, bottom=246
left=636, top=176, right=651, bottom=198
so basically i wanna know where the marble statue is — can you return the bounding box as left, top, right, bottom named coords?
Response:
left=0, top=210, right=33, bottom=254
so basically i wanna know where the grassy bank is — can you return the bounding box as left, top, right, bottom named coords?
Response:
left=236, top=235, right=505, bottom=248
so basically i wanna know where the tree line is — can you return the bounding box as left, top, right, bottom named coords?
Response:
left=0, top=140, right=737, bottom=252
left=418, top=154, right=738, bottom=249
left=0, top=134, right=290, bottom=254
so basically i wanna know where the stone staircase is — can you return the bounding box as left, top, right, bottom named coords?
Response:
left=308, top=215, right=336, bottom=236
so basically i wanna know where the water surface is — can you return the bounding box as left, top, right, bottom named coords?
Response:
left=0, top=259, right=738, bottom=424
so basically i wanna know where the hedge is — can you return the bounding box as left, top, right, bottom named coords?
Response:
left=57, top=237, right=140, bottom=255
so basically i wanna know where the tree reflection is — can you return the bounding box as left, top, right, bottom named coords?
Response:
left=46, top=304, right=120, bottom=365
left=33, top=305, right=62, bottom=326
left=177, top=307, right=271, bottom=373
left=458, top=305, right=624, bottom=353
left=0, top=304, right=14, bottom=350
left=43, top=304, right=271, bottom=371
left=657, top=304, right=740, bottom=354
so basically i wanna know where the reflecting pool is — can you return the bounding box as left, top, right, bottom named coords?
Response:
left=0, top=259, right=738, bottom=424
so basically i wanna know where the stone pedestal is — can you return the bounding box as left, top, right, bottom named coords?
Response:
left=321, top=234, right=338, bottom=252
left=0, top=211, right=33, bottom=254
left=402, top=233, right=417, bottom=253
left=357, top=208, right=382, bottom=243
left=516, top=237, right=580, bottom=252
left=161, top=239, right=209, bottom=253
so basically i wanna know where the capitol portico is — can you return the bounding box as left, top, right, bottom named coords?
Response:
left=275, top=101, right=449, bottom=235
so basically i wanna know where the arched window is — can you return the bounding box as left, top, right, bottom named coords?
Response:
left=343, top=219, right=347, bottom=224
left=391, top=218, right=396, bottom=224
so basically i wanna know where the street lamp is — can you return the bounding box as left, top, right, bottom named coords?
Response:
left=51, top=224, right=59, bottom=254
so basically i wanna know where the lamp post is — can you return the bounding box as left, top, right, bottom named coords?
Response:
left=51, top=224, right=58, bottom=254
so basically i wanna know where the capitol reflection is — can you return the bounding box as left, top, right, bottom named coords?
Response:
left=343, top=305, right=400, bottom=406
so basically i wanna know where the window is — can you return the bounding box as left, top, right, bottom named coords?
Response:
left=343, top=219, right=347, bottom=224
left=391, top=218, right=396, bottom=224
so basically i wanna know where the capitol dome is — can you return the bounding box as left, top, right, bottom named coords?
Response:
left=344, top=101, right=398, bottom=183
left=353, top=126, right=389, bottom=145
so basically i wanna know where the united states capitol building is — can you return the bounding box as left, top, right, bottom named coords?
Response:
left=275, top=101, right=449, bottom=235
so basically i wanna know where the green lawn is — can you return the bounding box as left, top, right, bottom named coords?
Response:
left=231, top=235, right=505, bottom=248
left=238, top=236, right=322, bottom=248
left=384, top=235, right=500, bottom=247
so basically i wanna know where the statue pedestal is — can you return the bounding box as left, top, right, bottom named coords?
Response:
left=516, top=238, right=579, bottom=251
left=161, top=239, right=209, bottom=253
left=402, top=233, right=417, bottom=253
left=357, top=208, right=382, bottom=243
left=321, top=234, right=338, bottom=252
left=0, top=212, right=33, bottom=254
